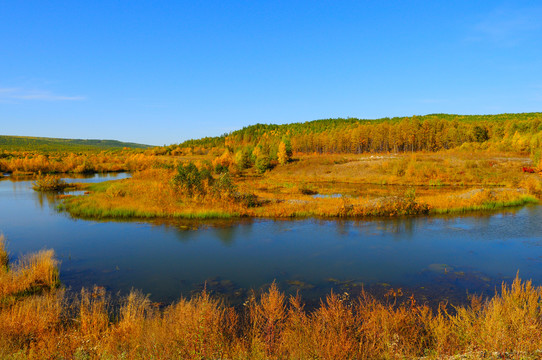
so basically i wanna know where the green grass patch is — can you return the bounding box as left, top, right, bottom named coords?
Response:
left=431, top=195, right=539, bottom=215
left=60, top=198, right=238, bottom=220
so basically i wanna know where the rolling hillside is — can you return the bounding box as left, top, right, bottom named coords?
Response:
left=168, top=112, right=542, bottom=156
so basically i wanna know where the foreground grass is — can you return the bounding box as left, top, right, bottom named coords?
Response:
left=60, top=151, right=541, bottom=220
left=3, top=239, right=542, bottom=359
left=0, top=235, right=59, bottom=302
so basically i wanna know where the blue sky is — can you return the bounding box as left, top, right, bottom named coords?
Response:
left=1, top=1, right=541, bottom=145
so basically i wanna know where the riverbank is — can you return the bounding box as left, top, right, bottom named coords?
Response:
left=2, top=238, right=542, bottom=359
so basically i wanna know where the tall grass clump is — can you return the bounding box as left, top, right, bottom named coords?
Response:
left=429, top=275, right=542, bottom=357
left=0, top=291, right=64, bottom=355
left=247, top=282, right=288, bottom=357
left=0, top=235, right=8, bottom=272
left=0, top=241, right=59, bottom=299
left=0, top=238, right=62, bottom=358
left=158, top=290, right=231, bottom=359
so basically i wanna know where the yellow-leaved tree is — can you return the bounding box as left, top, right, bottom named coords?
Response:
left=277, top=140, right=291, bottom=165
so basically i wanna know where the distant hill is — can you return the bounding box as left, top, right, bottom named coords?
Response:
left=166, top=112, right=542, bottom=156
left=0, top=135, right=151, bottom=152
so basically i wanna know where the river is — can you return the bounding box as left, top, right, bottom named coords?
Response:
left=1, top=173, right=542, bottom=307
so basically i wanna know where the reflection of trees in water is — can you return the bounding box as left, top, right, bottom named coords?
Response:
left=164, top=219, right=254, bottom=246
left=394, top=218, right=415, bottom=237
left=168, top=224, right=198, bottom=243
left=526, top=205, right=539, bottom=216
left=36, top=191, right=45, bottom=209
left=347, top=208, right=528, bottom=241
left=474, top=214, right=491, bottom=228
left=304, top=217, right=419, bottom=240
left=348, top=218, right=416, bottom=240
left=270, top=218, right=299, bottom=236
left=335, top=220, right=350, bottom=236
left=63, top=173, right=94, bottom=180
left=214, top=226, right=236, bottom=246
left=211, top=220, right=254, bottom=246
left=33, top=188, right=60, bottom=210
left=437, top=210, right=521, bottom=235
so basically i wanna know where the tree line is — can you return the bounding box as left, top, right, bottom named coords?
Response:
left=161, top=113, right=542, bottom=161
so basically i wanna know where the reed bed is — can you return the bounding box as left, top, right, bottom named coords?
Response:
left=0, top=248, right=59, bottom=299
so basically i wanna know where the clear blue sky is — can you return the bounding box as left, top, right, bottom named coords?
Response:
left=1, top=1, right=541, bottom=145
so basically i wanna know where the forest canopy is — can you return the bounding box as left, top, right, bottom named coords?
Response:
left=162, top=113, right=542, bottom=161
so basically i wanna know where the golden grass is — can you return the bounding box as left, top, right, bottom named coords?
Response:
left=3, top=240, right=542, bottom=359
left=263, top=151, right=531, bottom=187
left=0, top=235, right=8, bottom=272
left=0, top=248, right=59, bottom=300
left=0, top=240, right=62, bottom=357
left=0, top=291, right=63, bottom=351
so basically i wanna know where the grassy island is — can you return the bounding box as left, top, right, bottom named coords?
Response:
left=60, top=150, right=540, bottom=220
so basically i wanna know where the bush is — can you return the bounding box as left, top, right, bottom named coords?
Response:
left=255, top=155, right=272, bottom=174
left=277, top=141, right=291, bottom=165
left=522, top=177, right=542, bottom=197
left=373, top=188, right=431, bottom=216
left=235, top=148, right=253, bottom=170
left=236, top=193, right=260, bottom=207
left=74, top=160, right=94, bottom=174
left=399, top=188, right=430, bottom=215
left=32, top=174, right=69, bottom=191
left=473, top=125, right=489, bottom=142
left=299, top=187, right=318, bottom=195
left=212, top=172, right=237, bottom=199
left=172, top=162, right=214, bottom=197
left=212, top=149, right=234, bottom=171
left=214, top=163, right=229, bottom=174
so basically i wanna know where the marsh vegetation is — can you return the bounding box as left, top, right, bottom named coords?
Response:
left=3, top=239, right=542, bottom=359
left=59, top=151, right=540, bottom=220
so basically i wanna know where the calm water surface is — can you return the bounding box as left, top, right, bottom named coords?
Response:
left=1, top=173, right=542, bottom=306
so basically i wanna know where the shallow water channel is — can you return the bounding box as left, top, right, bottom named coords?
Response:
left=1, top=173, right=542, bottom=307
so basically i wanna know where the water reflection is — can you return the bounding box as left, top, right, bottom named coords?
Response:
left=34, top=190, right=59, bottom=209
left=212, top=226, right=237, bottom=246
